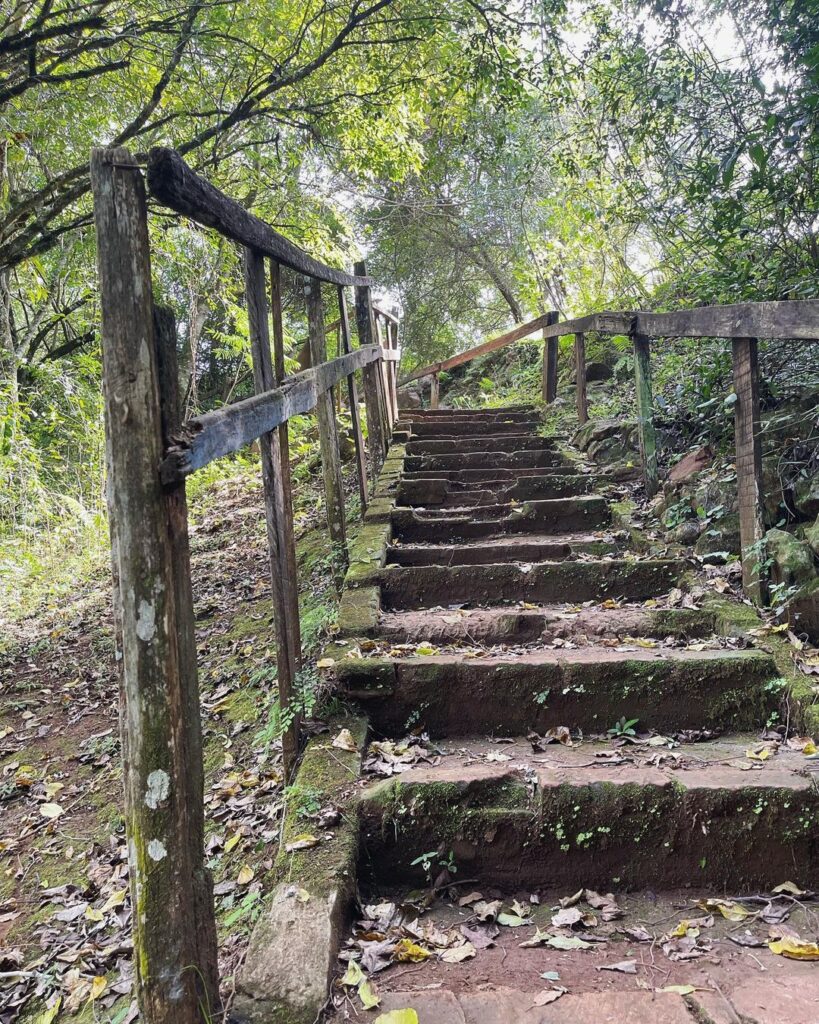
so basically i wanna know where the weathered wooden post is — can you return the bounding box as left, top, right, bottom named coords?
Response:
left=389, top=320, right=400, bottom=414
left=732, top=336, right=767, bottom=604
left=575, top=331, right=588, bottom=423
left=246, top=250, right=300, bottom=775
left=541, top=310, right=559, bottom=403
left=338, top=286, right=368, bottom=517
left=374, top=314, right=395, bottom=428
left=91, top=147, right=219, bottom=1024
left=354, top=260, right=387, bottom=477
left=430, top=372, right=440, bottom=409
left=632, top=330, right=659, bottom=498
left=270, top=261, right=302, bottom=675
left=305, top=276, right=348, bottom=577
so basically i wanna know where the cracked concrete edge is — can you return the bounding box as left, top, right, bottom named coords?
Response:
left=232, top=716, right=368, bottom=1024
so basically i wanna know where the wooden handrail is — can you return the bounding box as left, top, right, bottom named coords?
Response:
left=635, top=301, right=819, bottom=339
left=400, top=300, right=819, bottom=386
left=147, top=148, right=371, bottom=288
left=160, top=345, right=382, bottom=481
left=400, top=310, right=632, bottom=384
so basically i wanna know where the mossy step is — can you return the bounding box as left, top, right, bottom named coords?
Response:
left=397, top=474, right=609, bottom=507
left=378, top=559, right=686, bottom=609
left=357, top=735, right=819, bottom=890
left=334, top=647, right=778, bottom=735
left=392, top=497, right=611, bottom=542
left=405, top=450, right=570, bottom=471
left=386, top=535, right=621, bottom=566
left=374, top=602, right=718, bottom=643
left=400, top=466, right=576, bottom=483
left=405, top=435, right=559, bottom=455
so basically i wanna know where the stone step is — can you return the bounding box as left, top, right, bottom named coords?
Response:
left=335, top=647, right=777, bottom=735
left=406, top=435, right=558, bottom=455
left=332, top=885, right=819, bottom=1024
left=378, top=559, right=685, bottom=609
left=392, top=497, right=611, bottom=541
left=405, top=450, right=570, bottom=471
left=357, top=735, right=818, bottom=890
left=386, top=533, right=622, bottom=566
left=400, top=466, right=584, bottom=483
left=374, top=601, right=717, bottom=643
left=397, top=474, right=608, bottom=506
left=402, top=421, right=544, bottom=439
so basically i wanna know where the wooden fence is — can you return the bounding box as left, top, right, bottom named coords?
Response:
left=90, top=145, right=399, bottom=1023
left=402, top=301, right=819, bottom=607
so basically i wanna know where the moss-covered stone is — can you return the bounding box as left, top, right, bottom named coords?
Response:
left=234, top=717, right=367, bottom=1024
left=336, top=585, right=381, bottom=637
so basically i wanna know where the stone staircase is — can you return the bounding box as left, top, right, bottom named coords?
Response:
left=326, top=405, right=819, bottom=1023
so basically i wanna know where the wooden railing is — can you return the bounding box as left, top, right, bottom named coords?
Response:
left=90, top=145, right=399, bottom=1024
left=401, top=301, right=819, bottom=607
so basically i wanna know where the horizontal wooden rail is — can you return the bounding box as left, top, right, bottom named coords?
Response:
left=147, top=148, right=371, bottom=288
left=635, top=301, right=819, bottom=339
left=161, top=345, right=381, bottom=482
left=401, top=301, right=819, bottom=386
left=400, top=310, right=632, bottom=384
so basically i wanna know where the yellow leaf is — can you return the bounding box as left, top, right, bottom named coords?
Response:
left=661, top=985, right=696, bottom=995
left=85, top=906, right=104, bottom=922
left=285, top=833, right=320, bottom=853
left=332, top=729, right=358, bottom=753
left=358, top=980, right=381, bottom=1009
left=237, top=864, right=254, bottom=885
left=745, top=746, right=772, bottom=761
left=804, top=741, right=817, bottom=755
left=375, top=1012, right=419, bottom=1024
left=33, top=997, right=61, bottom=1024
left=393, top=938, right=431, bottom=962
left=39, top=803, right=64, bottom=819
left=768, top=936, right=819, bottom=960
left=225, top=833, right=241, bottom=852
left=44, top=781, right=64, bottom=799
left=697, top=898, right=750, bottom=921
left=772, top=881, right=807, bottom=897
left=89, top=976, right=107, bottom=1001
left=101, top=889, right=126, bottom=912
left=341, top=961, right=365, bottom=987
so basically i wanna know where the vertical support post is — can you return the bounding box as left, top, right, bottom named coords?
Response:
left=91, top=147, right=219, bottom=1024
left=246, top=251, right=300, bottom=776
left=541, top=310, right=559, bottom=403
left=430, top=372, right=440, bottom=409
left=338, top=285, right=368, bottom=517
left=305, top=276, right=348, bottom=580
left=269, top=262, right=302, bottom=676
left=575, top=331, right=588, bottom=423
left=633, top=331, right=659, bottom=498
left=354, top=260, right=387, bottom=479
left=388, top=320, right=400, bottom=415
left=732, top=336, right=767, bottom=604
left=376, top=316, right=397, bottom=427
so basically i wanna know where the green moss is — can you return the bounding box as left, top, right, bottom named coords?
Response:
left=275, top=716, right=367, bottom=897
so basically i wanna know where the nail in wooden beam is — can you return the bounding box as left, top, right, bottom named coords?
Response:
left=305, top=276, right=348, bottom=580
left=354, top=260, right=387, bottom=478
left=91, top=146, right=219, bottom=1024
left=269, top=261, right=302, bottom=675
left=633, top=331, right=659, bottom=498
left=246, top=250, right=300, bottom=776
left=541, top=310, right=559, bottom=403
left=575, top=331, right=588, bottom=423
left=338, top=285, right=368, bottom=517
left=732, top=336, right=767, bottom=604
left=430, top=372, right=440, bottom=409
